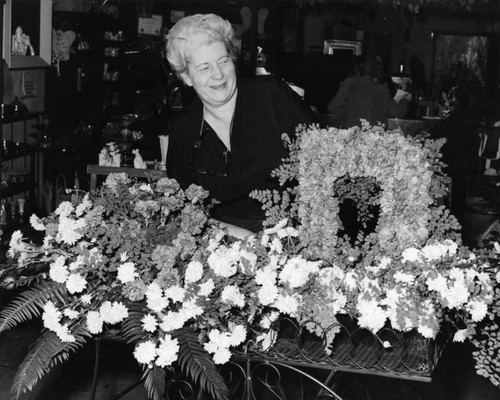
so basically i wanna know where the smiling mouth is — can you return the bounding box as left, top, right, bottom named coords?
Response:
left=211, top=83, right=227, bottom=90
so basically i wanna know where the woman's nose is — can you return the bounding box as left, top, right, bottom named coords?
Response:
left=212, top=65, right=224, bottom=79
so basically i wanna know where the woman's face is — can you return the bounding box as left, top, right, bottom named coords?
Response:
left=181, top=40, right=237, bottom=108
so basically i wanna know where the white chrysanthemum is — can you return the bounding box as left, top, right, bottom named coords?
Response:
left=426, top=273, right=448, bottom=294
left=159, top=311, right=186, bottom=332
left=445, top=280, right=469, bottom=308
left=453, top=329, right=471, bottom=343
left=467, top=300, right=488, bottom=322
left=257, top=283, right=278, bottom=306
left=279, top=256, right=320, bottom=288
left=42, top=301, right=62, bottom=331
left=207, top=242, right=241, bottom=277
left=49, top=256, right=69, bottom=283
left=54, top=201, right=74, bottom=218
left=184, top=261, right=204, bottom=284
left=29, top=214, right=45, bottom=231
left=117, top=261, right=137, bottom=283
left=255, top=330, right=277, bottom=351
left=393, top=271, right=415, bottom=284
left=63, top=309, right=79, bottom=319
left=56, top=216, right=86, bottom=245
left=75, top=194, right=92, bottom=216
left=255, top=266, right=277, bottom=286
left=259, top=311, right=280, bottom=329
left=8, top=230, right=24, bottom=257
left=146, top=282, right=169, bottom=313
left=197, top=279, right=215, bottom=297
left=134, top=340, right=157, bottom=365
left=203, top=330, right=232, bottom=364
left=496, top=271, right=500, bottom=284
left=229, top=325, right=247, bottom=346
left=211, top=347, right=232, bottom=365
left=356, top=299, right=387, bottom=334
left=120, top=252, right=128, bottom=262
left=155, top=335, right=180, bottom=368
left=164, top=286, right=186, bottom=303
left=221, top=285, right=245, bottom=308
left=269, top=237, right=283, bottom=254
left=81, top=294, right=92, bottom=305
left=86, top=311, right=104, bottom=334
left=141, top=314, right=158, bottom=333
left=179, top=299, right=203, bottom=320
left=139, top=183, right=153, bottom=193
left=56, top=325, right=76, bottom=343
left=421, top=242, right=448, bottom=261
left=273, top=294, right=299, bottom=316
left=343, top=271, right=358, bottom=291
left=401, top=247, right=421, bottom=263
left=65, top=273, right=87, bottom=294
left=100, top=301, right=129, bottom=324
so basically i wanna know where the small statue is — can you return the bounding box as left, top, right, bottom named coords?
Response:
left=12, top=26, right=35, bottom=56
left=133, top=149, right=147, bottom=169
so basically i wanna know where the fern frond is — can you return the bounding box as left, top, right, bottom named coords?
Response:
left=142, top=366, right=167, bottom=400
left=173, top=328, right=229, bottom=400
left=10, top=322, right=90, bottom=400
left=0, top=281, right=68, bottom=333
left=119, top=303, right=149, bottom=344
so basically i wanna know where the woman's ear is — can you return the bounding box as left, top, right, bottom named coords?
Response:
left=180, top=72, right=193, bottom=87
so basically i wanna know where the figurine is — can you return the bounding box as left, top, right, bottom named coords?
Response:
left=133, top=149, right=147, bottom=169
left=11, top=26, right=35, bottom=56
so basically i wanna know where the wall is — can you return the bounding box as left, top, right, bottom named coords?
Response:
left=2, top=67, right=46, bottom=113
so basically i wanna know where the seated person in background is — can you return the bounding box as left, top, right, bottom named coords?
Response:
left=327, top=56, right=411, bottom=128
left=166, top=13, right=313, bottom=235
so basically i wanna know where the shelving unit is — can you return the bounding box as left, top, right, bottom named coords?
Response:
left=1, top=112, right=43, bottom=209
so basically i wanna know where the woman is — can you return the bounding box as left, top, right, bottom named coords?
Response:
left=166, top=14, right=312, bottom=234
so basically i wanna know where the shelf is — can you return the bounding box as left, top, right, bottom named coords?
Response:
left=0, top=183, right=33, bottom=198
left=1, top=148, right=36, bottom=162
left=1, top=112, right=42, bottom=124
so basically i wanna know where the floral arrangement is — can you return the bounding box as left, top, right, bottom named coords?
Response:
left=1, top=123, right=500, bottom=400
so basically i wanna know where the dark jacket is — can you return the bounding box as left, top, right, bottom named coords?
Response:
left=167, top=75, right=313, bottom=231
left=327, top=76, right=410, bottom=128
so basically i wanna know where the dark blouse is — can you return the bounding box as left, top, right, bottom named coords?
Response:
left=167, top=75, right=313, bottom=232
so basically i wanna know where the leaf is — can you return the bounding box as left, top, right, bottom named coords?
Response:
left=0, top=280, right=68, bottom=333
left=119, top=303, right=150, bottom=344
left=142, top=366, right=167, bottom=400
left=11, top=321, right=91, bottom=400
left=173, top=328, right=229, bottom=400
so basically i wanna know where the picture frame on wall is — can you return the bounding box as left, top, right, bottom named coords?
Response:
left=2, top=0, right=52, bottom=69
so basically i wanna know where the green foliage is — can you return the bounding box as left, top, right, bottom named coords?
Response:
left=143, top=366, right=168, bottom=400
left=0, top=281, right=68, bottom=333
left=11, top=321, right=91, bottom=400
left=173, top=328, right=230, bottom=400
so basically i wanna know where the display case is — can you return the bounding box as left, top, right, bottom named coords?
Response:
left=2, top=0, right=52, bottom=69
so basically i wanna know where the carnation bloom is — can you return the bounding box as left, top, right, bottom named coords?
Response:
left=134, top=340, right=157, bottom=365
left=87, top=311, right=104, bottom=334
left=30, top=214, right=45, bottom=231
left=155, top=335, right=180, bottom=367
left=117, top=261, right=138, bottom=283
left=66, top=273, right=87, bottom=294
left=184, top=260, right=204, bottom=284
left=49, top=256, right=69, bottom=283
left=141, top=314, right=158, bottom=333
left=221, top=285, right=245, bottom=308
left=100, top=301, right=129, bottom=324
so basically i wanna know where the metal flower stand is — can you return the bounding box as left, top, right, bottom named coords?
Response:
left=222, top=317, right=451, bottom=400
